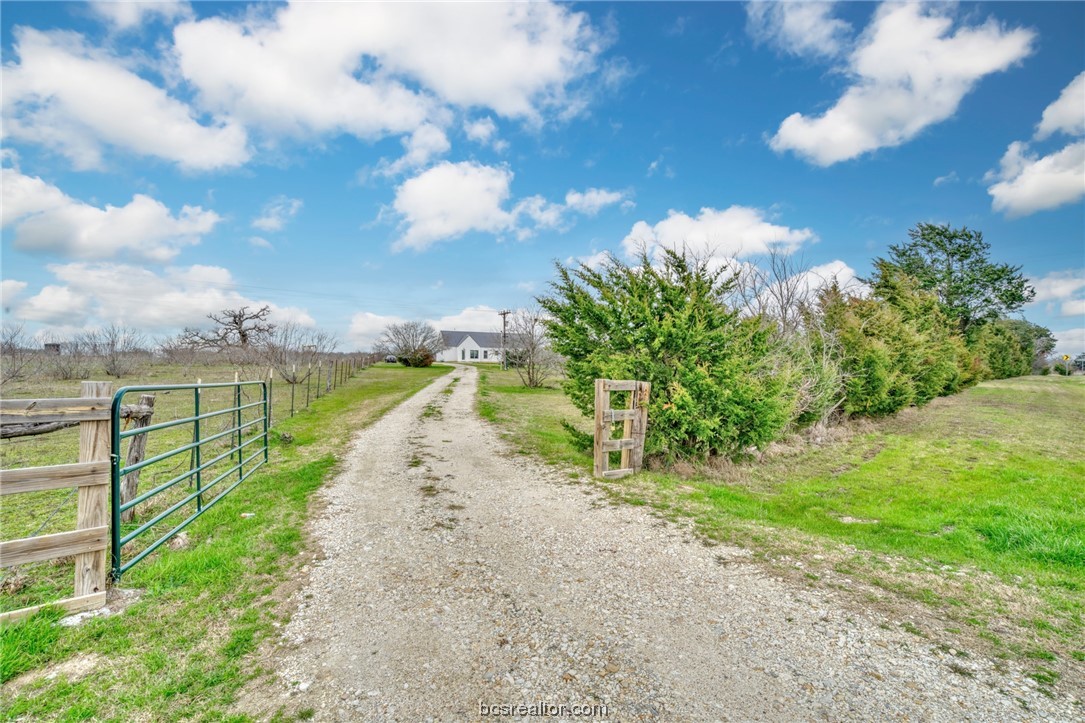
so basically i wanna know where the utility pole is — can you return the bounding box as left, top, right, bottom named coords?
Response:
left=499, top=309, right=511, bottom=370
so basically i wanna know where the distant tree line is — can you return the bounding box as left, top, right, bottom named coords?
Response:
left=1, top=305, right=345, bottom=385
left=540, top=223, right=1062, bottom=464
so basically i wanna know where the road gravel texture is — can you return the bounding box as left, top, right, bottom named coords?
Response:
left=245, top=365, right=1079, bottom=721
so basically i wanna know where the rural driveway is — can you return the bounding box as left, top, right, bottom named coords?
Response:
left=242, top=365, right=1078, bottom=721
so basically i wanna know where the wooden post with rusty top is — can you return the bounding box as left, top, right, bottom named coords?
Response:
left=75, top=381, right=111, bottom=600
left=593, top=379, right=651, bottom=479
left=120, top=394, right=156, bottom=523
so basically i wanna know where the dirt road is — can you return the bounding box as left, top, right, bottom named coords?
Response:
left=241, top=365, right=1077, bottom=721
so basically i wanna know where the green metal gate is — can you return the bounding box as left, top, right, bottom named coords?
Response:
left=109, top=381, right=269, bottom=579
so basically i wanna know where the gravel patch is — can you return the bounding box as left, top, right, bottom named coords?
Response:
left=242, top=365, right=1080, bottom=721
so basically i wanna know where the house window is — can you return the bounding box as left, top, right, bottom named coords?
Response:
left=461, top=349, right=465, bottom=360
left=483, top=350, right=488, bottom=359
left=470, top=350, right=479, bottom=359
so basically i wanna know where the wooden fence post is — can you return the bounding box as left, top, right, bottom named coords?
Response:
left=630, top=381, right=651, bottom=473
left=120, top=394, right=155, bottom=523
left=75, top=381, right=111, bottom=598
left=593, top=379, right=607, bottom=477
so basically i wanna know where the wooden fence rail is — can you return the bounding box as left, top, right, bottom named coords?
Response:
left=0, top=382, right=112, bottom=624
left=593, top=379, right=651, bottom=479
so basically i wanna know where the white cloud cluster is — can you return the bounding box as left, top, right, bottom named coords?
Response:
left=1, top=28, right=249, bottom=171
left=1, top=280, right=29, bottom=311
left=4, top=3, right=607, bottom=171
left=620, top=205, right=817, bottom=262
left=746, top=1, right=852, bottom=59
left=7, top=262, right=313, bottom=331
left=987, top=73, right=1085, bottom=217
left=769, top=4, right=1034, bottom=166
left=173, top=2, right=601, bottom=140
left=392, top=162, right=628, bottom=251
left=1, top=168, right=220, bottom=262
left=376, top=124, right=452, bottom=177
left=1030, top=268, right=1085, bottom=318
left=89, top=1, right=191, bottom=31
left=252, top=195, right=304, bottom=232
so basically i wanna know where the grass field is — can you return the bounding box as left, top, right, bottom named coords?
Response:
left=1, top=363, right=450, bottom=720
left=478, top=369, right=1085, bottom=691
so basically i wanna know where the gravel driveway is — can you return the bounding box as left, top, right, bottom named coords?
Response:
left=244, top=365, right=1078, bottom=721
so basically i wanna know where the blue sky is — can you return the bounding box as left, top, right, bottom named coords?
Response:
left=2, top=1, right=1083, bottom=354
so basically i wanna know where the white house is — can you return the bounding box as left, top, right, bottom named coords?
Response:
left=437, top=331, right=505, bottom=363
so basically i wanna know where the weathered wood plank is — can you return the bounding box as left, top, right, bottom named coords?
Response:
left=601, top=380, right=638, bottom=392
left=0, top=397, right=111, bottom=425
left=601, top=468, right=634, bottom=479
left=75, top=381, right=111, bottom=598
left=0, top=592, right=107, bottom=624
left=593, top=379, right=607, bottom=477
left=0, top=526, right=108, bottom=567
left=0, top=462, right=108, bottom=496
left=0, top=421, right=79, bottom=439
left=602, top=438, right=636, bottom=452
left=630, top=381, right=651, bottom=473
left=603, top=409, right=637, bottom=422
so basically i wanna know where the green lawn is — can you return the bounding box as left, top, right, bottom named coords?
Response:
left=1, top=363, right=450, bottom=721
left=478, top=369, right=1085, bottom=684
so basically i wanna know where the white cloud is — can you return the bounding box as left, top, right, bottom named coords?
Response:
left=392, top=162, right=515, bottom=251
left=933, top=171, right=958, bottom=187
left=377, top=124, right=452, bottom=177
left=746, top=1, right=852, bottom=59
left=1036, top=72, right=1085, bottom=140
left=770, top=4, right=1034, bottom=166
left=17, top=284, right=91, bottom=325
left=1, top=27, right=248, bottom=171
left=248, top=236, right=273, bottom=250
left=567, top=251, right=611, bottom=270
left=391, top=163, right=630, bottom=250
left=987, top=141, right=1085, bottom=217
left=89, top=1, right=191, bottom=30
left=465, top=117, right=498, bottom=144
left=12, top=262, right=313, bottom=333
left=427, top=305, right=502, bottom=332
left=1031, top=269, right=1085, bottom=303
left=1052, top=327, right=1085, bottom=357
left=1063, top=299, right=1085, bottom=318
left=1, top=280, right=29, bottom=310
left=620, top=205, right=818, bottom=262
left=173, top=1, right=604, bottom=147
left=1, top=168, right=220, bottom=262
left=252, top=195, right=303, bottom=232
left=1030, top=269, right=1085, bottom=319
left=348, top=311, right=406, bottom=350
left=987, top=74, right=1085, bottom=217
left=564, top=188, right=626, bottom=215
left=512, top=196, right=565, bottom=236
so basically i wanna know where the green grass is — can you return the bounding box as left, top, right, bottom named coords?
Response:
left=477, top=369, right=1085, bottom=671
left=1, top=363, right=449, bottom=720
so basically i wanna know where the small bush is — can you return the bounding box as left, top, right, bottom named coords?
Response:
left=1053, top=362, right=1073, bottom=377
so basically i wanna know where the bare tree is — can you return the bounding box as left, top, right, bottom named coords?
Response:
left=506, top=308, right=561, bottom=388
left=41, top=332, right=93, bottom=380
left=376, top=321, right=443, bottom=367
left=258, top=322, right=339, bottom=382
left=1, top=323, right=39, bottom=384
left=83, top=324, right=148, bottom=377
left=180, top=305, right=275, bottom=354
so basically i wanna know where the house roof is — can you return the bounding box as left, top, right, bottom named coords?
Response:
left=440, top=330, right=505, bottom=349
